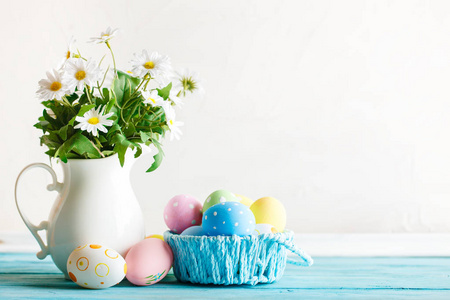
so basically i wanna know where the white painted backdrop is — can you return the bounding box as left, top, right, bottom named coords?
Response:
left=2, top=0, right=450, bottom=236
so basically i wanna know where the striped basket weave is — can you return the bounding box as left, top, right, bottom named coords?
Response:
left=163, top=230, right=313, bottom=285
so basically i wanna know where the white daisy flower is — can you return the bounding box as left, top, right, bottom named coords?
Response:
left=37, top=69, right=69, bottom=101
left=89, top=27, right=119, bottom=44
left=64, top=58, right=102, bottom=93
left=169, top=87, right=184, bottom=107
left=65, top=36, right=76, bottom=60
left=173, top=68, right=204, bottom=97
left=74, top=106, right=114, bottom=137
left=130, top=50, right=171, bottom=78
left=142, top=90, right=165, bottom=107
left=57, top=36, right=77, bottom=70
left=163, top=103, right=183, bottom=141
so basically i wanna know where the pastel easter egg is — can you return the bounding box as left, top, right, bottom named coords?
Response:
left=203, top=189, right=240, bottom=212
left=125, top=238, right=173, bottom=286
left=236, top=194, right=253, bottom=207
left=203, top=202, right=255, bottom=236
left=181, top=225, right=205, bottom=236
left=164, top=195, right=203, bottom=234
left=146, top=234, right=164, bottom=241
left=250, top=197, right=286, bottom=232
left=253, top=223, right=278, bottom=235
left=67, top=244, right=126, bottom=289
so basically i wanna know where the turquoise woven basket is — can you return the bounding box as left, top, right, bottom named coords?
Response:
left=163, top=230, right=313, bottom=285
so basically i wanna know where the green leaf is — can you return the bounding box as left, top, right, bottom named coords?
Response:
left=68, top=104, right=95, bottom=126
left=146, top=143, right=164, bottom=172
left=65, top=92, right=79, bottom=104
left=57, top=125, right=69, bottom=140
left=97, top=135, right=107, bottom=143
left=105, top=97, right=116, bottom=113
left=123, top=123, right=136, bottom=137
left=111, top=133, right=134, bottom=166
left=45, top=149, right=56, bottom=157
left=113, top=71, right=141, bottom=106
left=78, top=94, right=89, bottom=105
left=102, top=88, right=110, bottom=101
left=34, top=120, right=49, bottom=132
left=140, top=131, right=151, bottom=143
left=55, top=132, right=102, bottom=162
left=102, top=150, right=115, bottom=157
left=157, top=82, right=172, bottom=100
left=40, top=133, right=61, bottom=149
left=106, top=123, right=122, bottom=140
left=43, top=109, right=60, bottom=128
left=134, top=144, right=142, bottom=158
left=93, top=96, right=107, bottom=107
left=70, top=134, right=102, bottom=159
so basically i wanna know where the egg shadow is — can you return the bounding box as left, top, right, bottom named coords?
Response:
left=7, top=273, right=82, bottom=290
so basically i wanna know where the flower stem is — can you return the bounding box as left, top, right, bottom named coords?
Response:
left=125, top=100, right=141, bottom=125
left=98, top=65, right=110, bottom=89
left=143, top=77, right=151, bottom=91
left=105, top=41, right=117, bottom=77
left=129, top=75, right=149, bottom=99
left=61, top=96, right=76, bottom=113
left=89, top=139, right=105, bottom=158
left=85, top=86, right=93, bottom=104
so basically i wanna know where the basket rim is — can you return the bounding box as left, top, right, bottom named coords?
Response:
left=164, top=229, right=294, bottom=241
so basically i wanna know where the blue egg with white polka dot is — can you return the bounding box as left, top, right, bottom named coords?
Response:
left=202, top=202, right=256, bottom=236
left=181, top=225, right=206, bottom=236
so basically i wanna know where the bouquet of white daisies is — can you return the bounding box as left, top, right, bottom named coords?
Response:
left=34, top=27, right=202, bottom=171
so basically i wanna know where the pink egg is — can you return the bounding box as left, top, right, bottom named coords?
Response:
left=164, top=195, right=203, bottom=233
left=125, top=238, right=173, bottom=286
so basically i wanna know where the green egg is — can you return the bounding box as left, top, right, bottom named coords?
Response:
left=203, top=189, right=240, bottom=212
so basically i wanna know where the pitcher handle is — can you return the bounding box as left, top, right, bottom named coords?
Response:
left=14, top=163, right=63, bottom=260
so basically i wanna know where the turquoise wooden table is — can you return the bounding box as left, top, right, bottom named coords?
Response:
left=1, top=253, right=450, bottom=299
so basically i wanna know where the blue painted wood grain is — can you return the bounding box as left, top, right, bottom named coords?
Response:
left=1, top=253, right=450, bottom=299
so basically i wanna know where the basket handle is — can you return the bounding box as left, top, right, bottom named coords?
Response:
left=284, top=241, right=314, bottom=266
left=271, top=236, right=314, bottom=267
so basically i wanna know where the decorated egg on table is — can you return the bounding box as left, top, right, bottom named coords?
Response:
left=66, top=244, right=126, bottom=289
left=203, top=189, right=240, bottom=212
left=181, top=225, right=206, bottom=236
left=203, top=202, right=255, bottom=236
left=250, top=197, right=286, bottom=232
left=253, top=223, right=278, bottom=235
left=146, top=234, right=164, bottom=241
left=164, top=194, right=203, bottom=234
left=236, top=194, right=253, bottom=207
left=125, top=238, right=173, bottom=286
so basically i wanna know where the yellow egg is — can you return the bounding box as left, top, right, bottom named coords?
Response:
left=236, top=194, right=253, bottom=207
left=146, top=234, right=164, bottom=241
left=250, top=197, right=286, bottom=232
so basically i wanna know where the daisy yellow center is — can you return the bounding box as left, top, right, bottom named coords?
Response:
left=144, top=61, right=155, bottom=69
left=182, top=77, right=196, bottom=92
left=88, top=117, right=99, bottom=125
left=169, top=120, right=173, bottom=125
left=50, top=82, right=62, bottom=91
left=148, top=97, right=156, bottom=104
left=75, top=71, right=86, bottom=80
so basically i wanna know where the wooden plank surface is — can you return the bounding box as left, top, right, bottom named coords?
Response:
left=1, top=253, right=450, bottom=299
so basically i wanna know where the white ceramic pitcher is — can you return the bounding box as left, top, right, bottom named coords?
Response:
left=14, top=154, right=145, bottom=278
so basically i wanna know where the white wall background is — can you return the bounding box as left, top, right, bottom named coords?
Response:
left=2, top=0, right=450, bottom=236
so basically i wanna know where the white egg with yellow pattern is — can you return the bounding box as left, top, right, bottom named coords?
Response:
left=67, top=244, right=127, bottom=289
